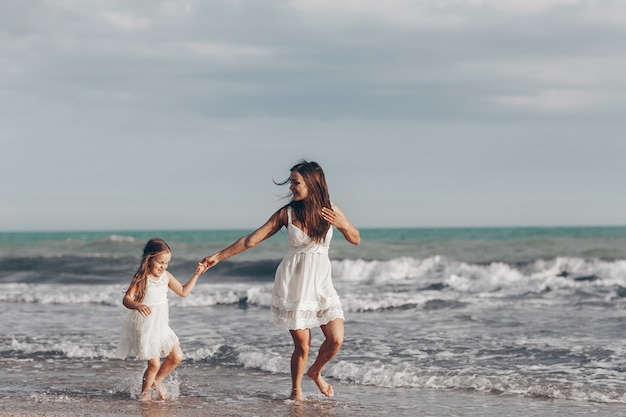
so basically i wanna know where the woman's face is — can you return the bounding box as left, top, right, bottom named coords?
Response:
left=289, top=171, right=309, bottom=202
left=148, top=251, right=171, bottom=277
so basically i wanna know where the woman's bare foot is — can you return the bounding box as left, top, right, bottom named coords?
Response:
left=290, top=387, right=304, bottom=401
left=306, top=369, right=334, bottom=397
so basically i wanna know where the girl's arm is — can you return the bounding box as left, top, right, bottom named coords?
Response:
left=322, top=205, right=361, bottom=245
left=122, top=288, right=152, bottom=317
left=202, top=208, right=286, bottom=268
left=168, top=262, right=208, bottom=298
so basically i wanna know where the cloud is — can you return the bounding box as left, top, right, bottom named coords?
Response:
left=486, top=58, right=616, bottom=85
left=464, top=57, right=624, bottom=93
left=496, top=88, right=604, bottom=110
left=582, top=0, right=626, bottom=24
left=182, top=42, right=272, bottom=59
left=286, top=0, right=604, bottom=27
left=102, top=11, right=152, bottom=30
left=160, top=0, right=193, bottom=17
left=469, top=57, right=624, bottom=113
left=289, top=0, right=467, bottom=27
left=42, top=0, right=85, bottom=10
left=468, top=0, right=579, bottom=15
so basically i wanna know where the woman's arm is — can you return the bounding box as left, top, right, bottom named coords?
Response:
left=322, top=205, right=361, bottom=245
left=168, top=262, right=208, bottom=297
left=202, top=208, right=287, bottom=268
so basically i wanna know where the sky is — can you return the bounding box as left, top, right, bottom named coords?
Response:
left=1, top=0, right=625, bottom=231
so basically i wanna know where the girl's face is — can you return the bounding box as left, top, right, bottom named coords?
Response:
left=148, top=251, right=171, bottom=277
left=289, top=171, right=309, bottom=202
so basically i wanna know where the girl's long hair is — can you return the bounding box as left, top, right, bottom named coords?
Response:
left=126, top=238, right=171, bottom=303
left=277, top=160, right=331, bottom=243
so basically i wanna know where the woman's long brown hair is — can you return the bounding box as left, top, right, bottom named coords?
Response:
left=277, top=160, right=331, bottom=243
left=126, top=238, right=171, bottom=303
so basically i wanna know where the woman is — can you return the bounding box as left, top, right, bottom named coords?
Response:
left=202, top=160, right=360, bottom=400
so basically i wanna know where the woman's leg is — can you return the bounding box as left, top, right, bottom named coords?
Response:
left=289, top=328, right=311, bottom=400
left=141, top=357, right=161, bottom=400
left=306, top=318, right=344, bottom=397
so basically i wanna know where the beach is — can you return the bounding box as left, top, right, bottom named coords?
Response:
left=3, top=228, right=626, bottom=416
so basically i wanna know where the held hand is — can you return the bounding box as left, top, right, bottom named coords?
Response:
left=195, top=261, right=209, bottom=275
left=136, top=304, right=152, bottom=317
left=201, top=254, right=220, bottom=269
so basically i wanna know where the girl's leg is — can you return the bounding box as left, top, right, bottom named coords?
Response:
left=306, top=318, right=344, bottom=397
left=289, top=328, right=311, bottom=401
left=141, top=357, right=161, bottom=400
left=153, top=344, right=184, bottom=399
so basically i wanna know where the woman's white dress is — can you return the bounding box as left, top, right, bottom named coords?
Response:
left=270, top=207, right=345, bottom=330
left=117, top=271, right=179, bottom=360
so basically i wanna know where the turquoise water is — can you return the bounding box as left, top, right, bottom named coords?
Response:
left=4, top=225, right=626, bottom=244
left=3, top=226, right=626, bottom=263
left=368, top=225, right=626, bottom=239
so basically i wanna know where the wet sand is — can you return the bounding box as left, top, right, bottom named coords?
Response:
left=2, top=365, right=626, bottom=417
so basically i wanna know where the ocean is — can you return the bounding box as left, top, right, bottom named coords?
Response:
left=3, top=227, right=626, bottom=416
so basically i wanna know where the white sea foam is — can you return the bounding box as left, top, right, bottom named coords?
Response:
left=104, top=235, right=137, bottom=243
left=327, top=360, right=626, bottom=403
left=3, top=256, right=626, bottom=311
left=333, top=256, right=626, bottom=297
left=7, top=337, right=118, bottom=359
left=0, top=283, right=123, bottom=305
left=238, top=349, right=289, bottom=374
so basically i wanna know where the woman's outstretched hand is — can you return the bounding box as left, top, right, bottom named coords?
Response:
left=201, top=255, right=219, bottom=269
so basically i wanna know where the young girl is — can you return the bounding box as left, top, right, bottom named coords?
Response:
left=202, top=160, right=360, bottom=400
left=118, top=238, right=207, bottom=401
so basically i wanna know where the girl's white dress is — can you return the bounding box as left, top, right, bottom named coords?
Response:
left=270, top=206, right=345, bottom=330
left=117, top=271, right=179, bottom=360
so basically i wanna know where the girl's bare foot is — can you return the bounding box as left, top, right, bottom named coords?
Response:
left=138, top=390, right=152, bottom=401
left=154, top=382, right=169, bottom=400
left=306, top=369, right=334, bottom=397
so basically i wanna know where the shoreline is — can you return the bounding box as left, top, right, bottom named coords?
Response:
left=2, top=365, right=626, bottom=417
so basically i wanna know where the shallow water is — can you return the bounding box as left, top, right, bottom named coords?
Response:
left=4, top=227, right=626, bottom=414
